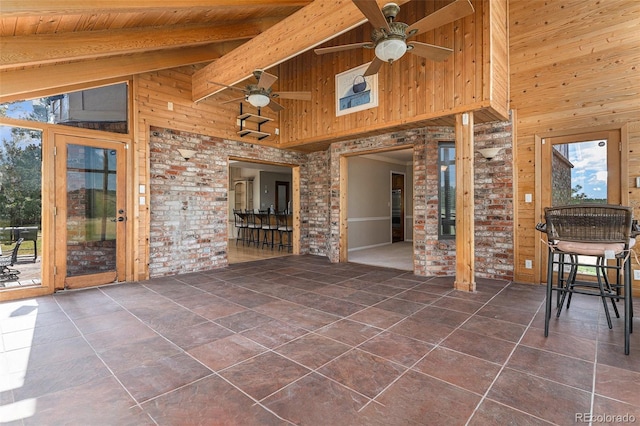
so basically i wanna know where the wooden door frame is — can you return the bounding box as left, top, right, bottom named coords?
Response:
left=54, top=133, right=128, bottom=290
left=534, top=125, right=628, bottom=284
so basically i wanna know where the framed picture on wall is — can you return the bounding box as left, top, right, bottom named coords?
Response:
left=335, top=62, right=378, bottom=117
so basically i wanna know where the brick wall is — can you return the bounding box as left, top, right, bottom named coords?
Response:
left=327, top=128, right=458, bottom=276
left=473, top=120, right=514, bottom=281
left=148, top=126, right=306, bottom=277
left=149, top=119, right=513, bottom=280
left=305, top=151, right=330, bottom=256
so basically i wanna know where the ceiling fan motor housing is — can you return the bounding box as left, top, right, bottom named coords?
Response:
left=371, top=21, right=409, bottom=43
left=246, top=84, right=272, bottom=97
left=381, top=3, right=401, bottom=20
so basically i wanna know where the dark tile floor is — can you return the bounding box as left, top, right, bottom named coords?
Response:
left=1, top=255, right=640, bottom=425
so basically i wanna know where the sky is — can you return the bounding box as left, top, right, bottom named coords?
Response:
left=565, top=140, right=608, bottom=200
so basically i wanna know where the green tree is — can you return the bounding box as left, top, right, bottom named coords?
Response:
left=571, top=184, right=587, bottom=201
left=0, top=100, right=45, bottom=227
left=0, top=137, right=42, bottom=227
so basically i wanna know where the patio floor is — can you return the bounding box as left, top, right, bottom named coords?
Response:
left=1, top=255, right=639, bottom=425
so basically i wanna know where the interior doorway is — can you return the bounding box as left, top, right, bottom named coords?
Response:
left=391, top=173, right=405, bottom=242
left=276, top=181, right=291, bottom=213
left=227, top=159, right=298, bottom=264
left=345, top=148, right=413, bottom=271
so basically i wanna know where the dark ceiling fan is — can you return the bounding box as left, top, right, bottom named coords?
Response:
left=209, top=70, right=311, bottom=112
left=314, top=0, right=475, bottom=76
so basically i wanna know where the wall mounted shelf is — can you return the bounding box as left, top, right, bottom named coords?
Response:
left=237, top=104, right=273, bottom=140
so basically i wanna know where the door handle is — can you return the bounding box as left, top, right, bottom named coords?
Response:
left=111, top=217, right=126, bottom=222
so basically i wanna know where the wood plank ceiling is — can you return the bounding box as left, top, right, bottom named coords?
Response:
left=0, top=0, right=313, bottom=101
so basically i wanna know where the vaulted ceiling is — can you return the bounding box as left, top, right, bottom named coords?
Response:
left=0, top=0, right=416, bottom=103
left=0, top=0, right=315, bottom=101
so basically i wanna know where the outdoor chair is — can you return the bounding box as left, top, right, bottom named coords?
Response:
left=537, top=204, right=636, bottom=354
left=0, top=238, right=23, bottom=281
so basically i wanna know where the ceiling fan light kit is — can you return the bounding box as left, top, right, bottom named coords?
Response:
left=375, top=37, right=407, bottom=63
left=247, top=92, right=271, bottom=108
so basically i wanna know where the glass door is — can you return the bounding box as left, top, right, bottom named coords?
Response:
left=54, top=134, right=126, bottom=289
left=541, top=129, right=621, bottom=282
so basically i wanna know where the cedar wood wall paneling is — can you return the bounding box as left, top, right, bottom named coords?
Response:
left=276, top=0, right=509, bottom=148
left=509, top=0, right=640, bottom=285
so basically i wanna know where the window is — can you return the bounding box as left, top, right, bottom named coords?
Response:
left=0, top=82, right=129, bottom=135
left=438, top=143, right=455, bottom=239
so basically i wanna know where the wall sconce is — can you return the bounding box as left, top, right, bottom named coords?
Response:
left=177, top=148, right=197, bottom=161
left=478, top=147, right=502, bottom=161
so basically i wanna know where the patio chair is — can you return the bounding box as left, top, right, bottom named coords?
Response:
left=0, top=238, right=23, bottom=281
left=537, top=204, right=635, bottom=354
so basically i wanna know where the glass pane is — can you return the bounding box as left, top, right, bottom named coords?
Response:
left=0, top=125, right=42, bottom=288
left=0, top=82, right=128, bottom=134
left=66, top=144, right=117, bottom=276
left=552, top=139, right=607, bottom=205
left=551, top=139, right=608, bottom=276
left=439, top=144, right=456, bottom=238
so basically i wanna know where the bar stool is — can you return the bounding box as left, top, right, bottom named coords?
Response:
left=261, top=211, right=278, bottom=250
left=233, top=209, right=248, bottom=246
left=245, top=209, right=261, bottom=247
left=538, top=204, right=636, bottom=354
left=276, top=211, right=293, bottom=252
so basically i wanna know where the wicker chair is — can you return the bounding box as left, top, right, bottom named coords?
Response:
left=538, top=204, right=635, bottom=354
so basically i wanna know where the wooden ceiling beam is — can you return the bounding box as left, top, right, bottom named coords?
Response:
left=191, top=0, right=410, bottom=102
left=1, top=19, right=280, bottom=70
left=0, top=41, right=244, bottom=102
left=0, top=1, right=312, bottom=16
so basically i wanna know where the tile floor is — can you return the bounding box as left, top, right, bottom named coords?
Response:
left=1, top=255, right=640, bottom=425
left=348, top=242, right=413, bottom=271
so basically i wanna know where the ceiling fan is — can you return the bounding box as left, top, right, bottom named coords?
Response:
left=209, top=70, right=311, bottom=112
left=314, top=0, right=475, bottom=76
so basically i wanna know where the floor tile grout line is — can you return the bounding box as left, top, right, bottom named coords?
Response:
left=464, top=288, right=549, bottom=426
left=51, top=290, right=148, bottom=413
left=93, top=285, right=301, bottom=422
left=90, top=286, right=280, bottom=411
left=358, top=280, right=518, bottom=414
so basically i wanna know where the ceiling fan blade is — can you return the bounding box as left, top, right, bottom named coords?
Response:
left=266, top=99, right=284, bottom=112
left=363, top=58, right=384, bottom=77
left=353, top=0, right=390, bottom=32
left=220, top=96, right=247, bottom=105
left=314, top=42, right=373, bottom=55
left=257, top=71, right=278, bottom=90
left=208, top=81, right=247, bottom=93
left=406, top=0, right=474, bottom=37
left=407, top=41, right=453, bottom=61
left=273, top=91, right=312, bottom=101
